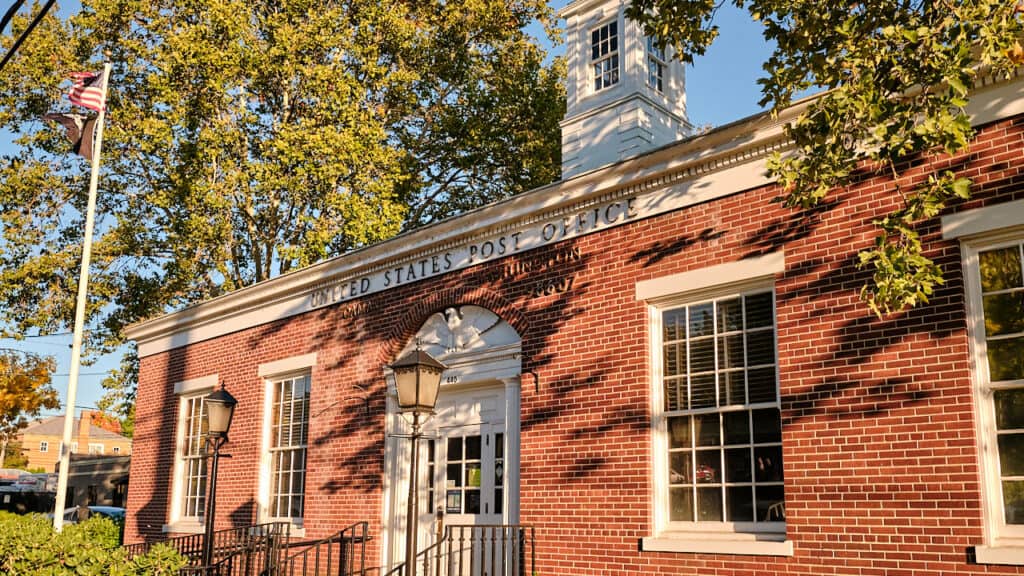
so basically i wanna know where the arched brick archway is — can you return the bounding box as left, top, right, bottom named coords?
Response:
left=376, top=285, right=529, bottom=367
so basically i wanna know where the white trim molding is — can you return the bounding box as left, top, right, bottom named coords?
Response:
left=256, top=370, right=312, bottom=538
left=166, top=381, right=217, bottom=534
left=961, top=235, right=1024, bottom=561
left=257, top=353, right=318, bottom=378
left=645, top=275, right=786, bottom=555
left=173, top=374, right=218, bottom=395
left=975, top=545, right=1024, bottom=566
left=635, top=251, right=785, bottom=302
left=641, top=536, right=794, bottom=556
left=942, top=198, right=1024, bottom=240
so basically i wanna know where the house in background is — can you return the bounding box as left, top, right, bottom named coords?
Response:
left=122, top=0, right=1024, bottom=573
left=64, top=454, right=131, bottom=509
left=19, top=411, right=132, bottom=472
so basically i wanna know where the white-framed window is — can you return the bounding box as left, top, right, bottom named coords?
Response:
left=591, top=20, right=619, bottom=92
left=39, top=441, right=48, bottom=453
left=113, top=446, right=120, bottom=454
left=88, top=443, right=104, bottom=455
left=165, top=374, right=219, bottom=533
left=267, top=373, right=311, bottom=522
left=644, top=277, right=791, bottom=556
left=646, top=36, right=666, bottom=92
left=179, top=394, right=209, bottom=520
left=965, top=236, right=1024, bottom=561
left=71, top=442, right=78, bottom=453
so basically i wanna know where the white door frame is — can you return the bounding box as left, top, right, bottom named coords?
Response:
left=380, top=306, right=521, bottom=573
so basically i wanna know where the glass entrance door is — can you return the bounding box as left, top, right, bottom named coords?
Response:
left=424, top=426, right=505, bottom=531
left=423, top=426, right=506, bottom=575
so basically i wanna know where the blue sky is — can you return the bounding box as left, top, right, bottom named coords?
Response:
left=1, top=1, right=774, bottom=418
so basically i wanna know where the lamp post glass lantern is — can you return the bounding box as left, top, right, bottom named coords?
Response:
left=205, top=387, right=238, bottom=437
left=202, top=385, right=237, bottom=568
left=389, top=346, right=446, bottom=575
left=392, top=348, right=445, bottom=414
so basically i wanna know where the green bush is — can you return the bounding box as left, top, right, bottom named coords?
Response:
left=0, top=511, right=188, bottom=575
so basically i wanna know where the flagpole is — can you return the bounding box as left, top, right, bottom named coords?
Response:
left=53, top=60, right=111, bottom=532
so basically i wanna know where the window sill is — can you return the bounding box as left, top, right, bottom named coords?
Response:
left=641, top=534, right=793, bottom=556
left=282, top=524, right=305, bottom=539
left=975, top=545, right=1024, bottom=565
left=262, top=519, right=305, bottom=538
left=163, top=520, right=204, bottom=535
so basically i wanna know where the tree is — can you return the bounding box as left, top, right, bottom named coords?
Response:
left=0, top=351, right=58, bottom=464
left=627, top=0, right=1024, bottom=315
left=2, top=440, right=29, bottom=470
left=0, top=1, right=563, bottom=404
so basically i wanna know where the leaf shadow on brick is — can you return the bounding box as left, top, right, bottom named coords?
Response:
left=512, top=246, right=653, bottom=483
left=629, top=228, right=726, bottom=267
left=726, top=151, right=1024, bottom=530
left=298, top=242, right=593, bottom=502
left=563, top=403, right=649, bottom=481
left=126, top=345, right=191, bottom=542
left=741, top=199, right=841, bottom=257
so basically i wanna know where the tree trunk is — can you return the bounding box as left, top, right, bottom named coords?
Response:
left=0, top=436, right=8, bottom=467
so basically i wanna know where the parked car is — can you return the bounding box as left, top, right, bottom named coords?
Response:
left=55, top=505, right=126, bottom=524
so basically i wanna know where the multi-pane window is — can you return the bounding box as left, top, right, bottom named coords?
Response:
left=646, top=37, right=666, bottom=92
left=978, top=243, right=1024, bottom=526
left=660, top=290, right=784, bottom=527
left=269, top=374, right=310, bottom=520
left=427, top=439, right=436, bottom=513
left=181, top=395, right=209, bottom=519
left=39, top=441, right=48, bottom=453
left=446, top=435, right=482, bottom=514
left=591, top=21, right=619, bottom=92
left=494, top=433, right=504, bottom=515
left=88, top=443, right=104, bottom=455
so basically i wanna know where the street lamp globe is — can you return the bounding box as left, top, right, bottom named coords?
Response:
left=391, top=347, right=446, bottom=415
left=205, top=386, right=237, bottom=438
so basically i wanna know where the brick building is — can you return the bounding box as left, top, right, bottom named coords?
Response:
left=123, top=1, right=1024, bottom=573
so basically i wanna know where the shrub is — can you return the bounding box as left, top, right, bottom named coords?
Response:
left=0, top=511, right=187, bottom=575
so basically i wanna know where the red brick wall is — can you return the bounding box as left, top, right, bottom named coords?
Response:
left=126, top=115, right=1024, bottom=575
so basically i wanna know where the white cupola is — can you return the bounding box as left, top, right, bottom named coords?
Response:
left=559, top=0, right=690, bottom=179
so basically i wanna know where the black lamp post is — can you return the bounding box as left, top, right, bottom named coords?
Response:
left=390, top=346, right=446, bottom=576
left=201, top=385, right=237, bottom=568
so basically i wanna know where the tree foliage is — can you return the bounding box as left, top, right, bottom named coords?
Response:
left=627, top=0, right=1024, bottom=315
left=2, top=439, right=29, bottom=469
left=0, top=351, right=58, bottom=464
left=0, top=0, right=563, bottom=406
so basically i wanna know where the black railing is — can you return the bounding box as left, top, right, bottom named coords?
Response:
left=279, top=521, right=369, bottom=576
left=124, top=522, right=290, bottom=576
left=180, top=555, right=233, bottom=576
left=386, top=524, right=535, bottom=576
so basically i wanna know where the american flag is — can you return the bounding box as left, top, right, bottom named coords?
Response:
left=68, top=71, right=105, bottom=111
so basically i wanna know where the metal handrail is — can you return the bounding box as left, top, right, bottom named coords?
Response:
left=124, top=522, right=289, bottom=562
left=385, top=524, right=535, bottom=576
left=123, top=522, right=289, bottom=575
left=279, top=521, right=369, bottom=576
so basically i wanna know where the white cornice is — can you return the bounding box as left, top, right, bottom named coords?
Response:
left=558, top=0, right=624, bottom=19
left=560, top=90, right=689, bottom=127
left=126, top=70, right=1024, bottom=357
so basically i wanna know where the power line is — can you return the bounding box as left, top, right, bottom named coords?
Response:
left=0, top=0, right=56, bottom=74
left=21, top=332, right=72, bottom=339
left=0, top=1, right=27, bottom=37
left=1, top=332, right=74, bottom=339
